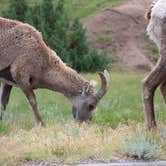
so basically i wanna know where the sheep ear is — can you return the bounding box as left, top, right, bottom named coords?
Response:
left=90, top=80, right=98, bottom=87
left=81, top=83, right=90, bottom=96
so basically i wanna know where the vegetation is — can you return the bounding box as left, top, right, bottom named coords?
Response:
left=1, top=122, right=166, bottom=165
left=147, top=42, right=159, bottom=62
left=1, top=0, right=111, bottom=72
left=122, top=129, right=161, bottom=160
left=65, top=0, right=127, bottom=19
left=2, top=0, right=28, bottom=21
left=0, top=0, right=127, bottom=19
left=0, top=71, right=166, bottom=164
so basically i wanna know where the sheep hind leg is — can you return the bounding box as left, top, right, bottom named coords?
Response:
left=0, top=83, right=12, bottom=120
left=160, top=81, right=166, bottom=103
left=142, top=59, right=166, bottom=129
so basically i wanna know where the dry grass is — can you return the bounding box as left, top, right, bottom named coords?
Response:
left=0, top=122, right=166, bottom=165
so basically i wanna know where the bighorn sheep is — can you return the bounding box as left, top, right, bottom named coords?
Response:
left=0, top=17, right=109, bottom=126
left=143, top=0, right=166, bottom=128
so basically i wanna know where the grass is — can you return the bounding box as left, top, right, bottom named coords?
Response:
left=0, top=123, right=166, bottom=165
left=0, top=0, right=127, bottom=19
left=65, top=0, right=127, bottom=19
left=147, top=41, right=159, bottom=62
left=0, top=71, right=166, bottom=165
left=91, top=35, right=112, bottom=46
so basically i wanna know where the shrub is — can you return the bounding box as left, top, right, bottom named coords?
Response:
left=2, top=0, right=28, bottom=22
left=122, top=135, right=161, bottom=160
left=2, top=0, right=111, bottom=72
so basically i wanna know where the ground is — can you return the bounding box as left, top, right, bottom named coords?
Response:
left=84, top=0, right=154, bottom=71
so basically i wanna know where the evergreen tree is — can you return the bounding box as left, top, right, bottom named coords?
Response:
left=68, top=18, right=89, bottom=71
left=40, top=0, right=55, bottom=36
left=3, top=0, right=28, bottom=22
left=37, top=0, right=70, bottom=62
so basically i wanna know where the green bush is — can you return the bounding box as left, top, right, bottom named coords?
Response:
left=2, top=0, right=111, bottom=72
left=122, top=135, right=161, bottom=160
left=2, top=0, right=28, bottom=22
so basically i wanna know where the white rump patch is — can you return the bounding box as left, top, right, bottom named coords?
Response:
left=151, top=0, right=166, bottom=19
left=146, top=0, right=166, bottom=49
left=147, top=16, right=162, bottom=49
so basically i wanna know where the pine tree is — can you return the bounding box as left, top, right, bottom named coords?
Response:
left=40, top=0, right=55, bottom=36
left=68, top=18, right=89, bottom=71
left=3, top=0, right=28, bottom=22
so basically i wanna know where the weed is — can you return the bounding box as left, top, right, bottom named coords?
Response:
left=0, top=122, right=10, bottom=135
left=122, top=128, right=161, bottom=160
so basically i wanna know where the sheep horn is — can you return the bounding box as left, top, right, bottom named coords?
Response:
left=95, top=70, right=109, bottom=100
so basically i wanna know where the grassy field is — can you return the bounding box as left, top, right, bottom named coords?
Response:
left=0, top=0, right=126, bottom=19
left=0, top=71, right=166, bottom=165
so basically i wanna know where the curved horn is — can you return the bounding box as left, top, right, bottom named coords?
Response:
left=95, top=70, right=109, bottom=100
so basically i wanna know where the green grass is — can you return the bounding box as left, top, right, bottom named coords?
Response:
left=0, top=0, right=126, bottom=19
left=147, top=41, right=159, bottom=62
left=65, top=0, right=127, bottom=19
left=1, top=71, right=166, bottom=131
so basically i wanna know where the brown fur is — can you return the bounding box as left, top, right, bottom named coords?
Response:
left=0, top=17, right=88, bottom=95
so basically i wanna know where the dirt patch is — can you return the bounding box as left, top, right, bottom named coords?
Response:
left=84, top=0, right=154, bottom=71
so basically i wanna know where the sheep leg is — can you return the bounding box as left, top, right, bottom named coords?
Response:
left=21, top=86, right=45, bottom=126
left=11, top=61, right=45, bottom=126
left=160, top=81, right=166, bottom=103
left=0, top=83, right=12, bottom=120
left=142, top=58, right=166, bottom=129
left=13, top=77, right=44, bottom=126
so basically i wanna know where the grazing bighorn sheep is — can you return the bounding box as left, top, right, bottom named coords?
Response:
left=143, top=0, right=166, bottom=128
left=0, top=17, right=109, bottom=125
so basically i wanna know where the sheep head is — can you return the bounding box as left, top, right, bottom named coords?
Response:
left=72, top=71, right=109, bottom=122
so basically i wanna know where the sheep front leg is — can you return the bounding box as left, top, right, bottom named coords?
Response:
left=142, top=79, right=156, bottom=129
left=11, top=60, right=45, bottom=126
left=0, top=84, right=12, bottom=120
left=22, top=86, right=45, bottom=126
left=13, top=76, right=44, bottom=126
left=142, top=58, right=166, bottom=129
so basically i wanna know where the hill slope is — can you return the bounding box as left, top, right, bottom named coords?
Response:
left=84, top=0, right=154, bottom=71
